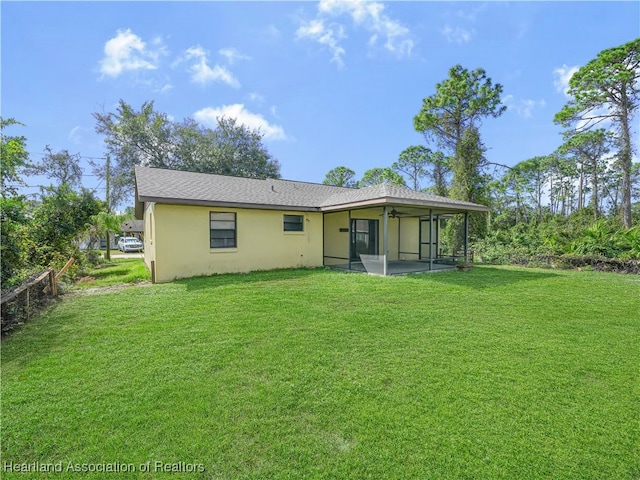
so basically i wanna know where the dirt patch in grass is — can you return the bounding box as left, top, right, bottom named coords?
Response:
left=69, top=281, right=152, bottom=296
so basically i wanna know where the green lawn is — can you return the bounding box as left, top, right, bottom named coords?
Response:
left=2, top=266, right=639, bottom=479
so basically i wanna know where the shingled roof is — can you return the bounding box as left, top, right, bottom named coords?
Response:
left=320, top=183, right=489, bottom=211
left=135, top=166, right=489, bottom=214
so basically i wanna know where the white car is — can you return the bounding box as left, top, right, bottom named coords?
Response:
left=117, top=237, right=144, bottom=252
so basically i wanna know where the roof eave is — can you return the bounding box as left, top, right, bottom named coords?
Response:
left=137, top=196, right=320, bottom=212
left=320, top=196, right=489, bottom=213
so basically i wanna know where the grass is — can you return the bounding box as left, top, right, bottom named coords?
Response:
left=73, top=258, right=151, bottom=289
left=2, top=266, right=639, bottom=479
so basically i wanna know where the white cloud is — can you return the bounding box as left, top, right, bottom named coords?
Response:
left=296, top=0, right=413, bottom=66
left=68, top=125, right=88, bottom=144
left=156, top=83, right=173, bottom=94
left=319, top=0, right=413, bottom=56
left=504, top=94, right=546, bottom=119
left=296, top=19, right=346, bottom=67
left=441, top=25, right=473, bottom=44
left=248, top=92, right=265, bottom=103
left=454, top=3, right=487, bottom=22
left=184, top=46, right=240, bottom=88
left=99, top=29, right=165, bottom=77
left=194, top=104, right=287, bottom=141
left=219, top=47, right=251, bottom=65
left=553, top=64, right=579, bottom=97
left=265, top=24, right=282, bottom=39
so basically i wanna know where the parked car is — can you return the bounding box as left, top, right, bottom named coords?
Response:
left=117, top=237, right=144, bottom=252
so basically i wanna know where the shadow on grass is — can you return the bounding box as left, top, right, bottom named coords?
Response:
left=173, top=265, right=560, bottom=291
left=410, top=264, right=560, bottom=289
left=173, top=267, right=330, bottom=291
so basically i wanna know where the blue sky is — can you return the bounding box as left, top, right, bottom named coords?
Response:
left=2, top=1, right=639, bottom=202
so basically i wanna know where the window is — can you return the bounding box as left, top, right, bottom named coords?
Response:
left=283, top=214, right=304, bottom=232
left=210, top=212, right=236, bottom=248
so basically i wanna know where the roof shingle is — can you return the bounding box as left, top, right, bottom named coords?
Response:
left=135, top=166, right=488, bottom=212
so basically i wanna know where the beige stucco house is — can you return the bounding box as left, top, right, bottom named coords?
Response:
left=135, top=166, right=489, bottom=283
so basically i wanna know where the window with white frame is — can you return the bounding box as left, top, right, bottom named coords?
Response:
left=210, top=212, right=236, bottom=248
left=283, top=214, right=304, bottom=232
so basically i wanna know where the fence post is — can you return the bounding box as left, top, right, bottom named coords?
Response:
left=48, top=269, right=57, bottom=296
left=26, top=286, right=30, bottom=321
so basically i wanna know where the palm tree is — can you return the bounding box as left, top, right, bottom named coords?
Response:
left=86, top=211, right=132, bottom=261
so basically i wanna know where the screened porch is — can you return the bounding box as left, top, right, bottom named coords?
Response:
left=323, top=204, right=476, bottom=276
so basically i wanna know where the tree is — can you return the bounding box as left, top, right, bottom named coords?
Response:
left=554, top=38, right=640, bottom=228
left=414, top=65, right=505, bottom=247
left=26, top=145, right=83, bottom=189
left=557, top=130, right=612, bottom=219
left=94, top=100, right=281, bottom=207
left=0, top=196, right=29, bottom=286
left=359, top=167, right=406, bottom=188
left=509, top=156, right=550, bottom=222
left=413, top=65, right=506, bottom=153
left=86, top=211, right=131, bottom=261
left=1, top=118, right=30, bottom=197
left=423, top=150, right=451, bottom=198
left=27, top=185, right=103, bottom=269
left=1, top=118, right=31, bottom=285
left=448, top=127, right=490, bottom=247
left=323, top=166, right=357, bottom=187
left=451, top=127, right=487, bottom=202
left=393, top=146, right=429, bottom=191
left=93, top=101, right=172, bottom=207
left=206, top=117, right=280, bottom=179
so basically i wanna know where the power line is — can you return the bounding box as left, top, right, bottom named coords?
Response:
left=26, top=151, right=107, bottom=161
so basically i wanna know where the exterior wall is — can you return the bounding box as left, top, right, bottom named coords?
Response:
left=150, top=204, right=323, bottom=282
left=323, top=211, right=350, bottom=266
left=398, top=217, right=419, bottom=261
left=143, top=202, right=157, bottom=277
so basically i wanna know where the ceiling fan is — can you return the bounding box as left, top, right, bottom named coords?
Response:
left=380, top=208, right=408, bottom=218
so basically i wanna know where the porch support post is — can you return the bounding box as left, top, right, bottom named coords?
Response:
left=348, top=209, right=352, bottom=271
left=382, top=206, right=388, bottom=276
left=435, top=215, right=440, bottom=258
left=429, top=209, right=433, bottom=271
left=397, top=217, right=401, bottom=261
left=464, top=212, right=469, bottom=262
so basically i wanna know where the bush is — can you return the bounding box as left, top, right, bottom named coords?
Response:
left=475, top=214, right=640, bottom=268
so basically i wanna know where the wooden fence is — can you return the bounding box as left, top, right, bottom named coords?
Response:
left=1, top=258, right=73, bottom=335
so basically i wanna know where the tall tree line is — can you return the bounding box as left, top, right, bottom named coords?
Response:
left=324, top=40, right=639, bottom=233
left=94, top=100, right=281, bottom=208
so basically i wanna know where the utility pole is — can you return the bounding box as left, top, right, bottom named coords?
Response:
left=105, top=154, right=111, bottom=261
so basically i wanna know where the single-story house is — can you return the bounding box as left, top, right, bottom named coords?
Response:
left=134, top=166, right=489, bottom=283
